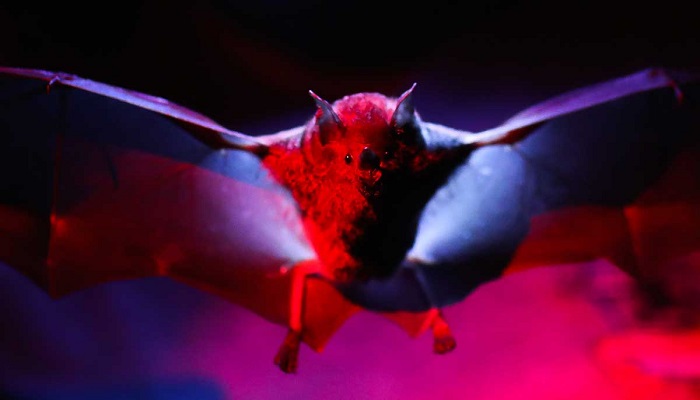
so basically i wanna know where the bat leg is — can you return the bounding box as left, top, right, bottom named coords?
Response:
left=274, top=260, right=319, bottom=374
left=378, top=308, right=457, bottom=353
left=431, top=309, right=456, bottom=354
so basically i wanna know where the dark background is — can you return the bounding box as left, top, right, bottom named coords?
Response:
left=1, top=2, right=700, bottom=399
left=1, top=0, right=698, bottom=133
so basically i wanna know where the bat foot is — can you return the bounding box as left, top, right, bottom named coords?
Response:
left=433, top=333, right=457, bottom=354
left=274, top=329, right=301, bottom=373
left=431, top=311, right=456, bottom=354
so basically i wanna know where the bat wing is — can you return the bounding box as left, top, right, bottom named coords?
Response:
left=0, top=67, right=356, bottom=351
left=0, top=67, right=266, bottom=151
left=340, top=68, right=700, bottom=312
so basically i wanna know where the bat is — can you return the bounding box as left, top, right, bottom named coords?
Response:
left=0, top=66, right=698, bottom=374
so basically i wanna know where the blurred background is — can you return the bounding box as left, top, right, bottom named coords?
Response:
left=1, top=0, right=698, bottom=132
left=1, top=1, right=700, bottom=399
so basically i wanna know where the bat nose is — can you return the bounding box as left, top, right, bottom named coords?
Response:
left=359, top=147, right=380, bottom=170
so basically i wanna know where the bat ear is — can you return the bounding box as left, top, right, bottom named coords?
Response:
left=309, top=90, right=345, bottom=145
left=390, top=83, right=422, bottom=144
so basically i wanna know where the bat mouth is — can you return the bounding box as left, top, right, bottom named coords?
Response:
left=359, top=168, right=382, bottom=197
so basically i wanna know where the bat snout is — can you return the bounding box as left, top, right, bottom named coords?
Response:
left=359, top=147, right=380, bottom=170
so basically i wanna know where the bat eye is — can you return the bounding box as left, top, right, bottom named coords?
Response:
left=359, top=147, right=380, bottom=170
left=344, top=153, right=353, bottom=164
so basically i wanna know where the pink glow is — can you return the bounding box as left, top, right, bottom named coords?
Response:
left=161, top=260, right=700, bottom=399
left=4, top=256, right=700, bottom=399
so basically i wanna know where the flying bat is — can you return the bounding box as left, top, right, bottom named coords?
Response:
left=0, top=66, right=698, bottom=374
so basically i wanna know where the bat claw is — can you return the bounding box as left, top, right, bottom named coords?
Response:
left=274, top=329, right=301, bottom=373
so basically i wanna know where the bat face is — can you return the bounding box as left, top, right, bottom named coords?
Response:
left=309, top=92, right=397, bottom=194
left=263, top=87, right=450, bottom=282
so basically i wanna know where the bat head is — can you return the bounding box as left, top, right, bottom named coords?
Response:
left=306, top=84, right=425, bottom=196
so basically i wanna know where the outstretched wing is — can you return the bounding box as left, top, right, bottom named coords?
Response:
left=0, top=67, right=266, bottom=152
left=341, top=68, right=700, bottom=311
left=0, top=67, right=358, bottom=350
left=424, top=68, right=691, bottom=147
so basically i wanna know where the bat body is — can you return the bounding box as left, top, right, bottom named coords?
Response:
left=0, top=67, right=698, bottom=373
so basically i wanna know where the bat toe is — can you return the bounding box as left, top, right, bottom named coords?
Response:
left=433, top=334, right=457, bottom=354
left=431, top=310, right=456, bottom=354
